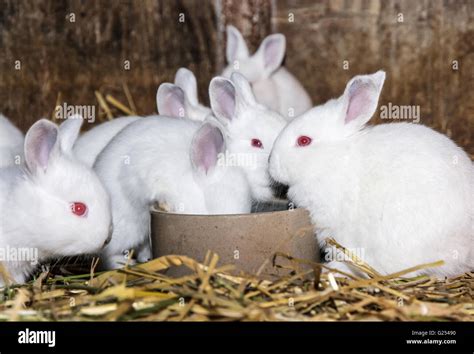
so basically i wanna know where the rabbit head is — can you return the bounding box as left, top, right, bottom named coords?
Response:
left=269, top=71, right=386, bottom=190
left=18, top=117, right=112, bottom=258
left=222, top=25, right=286, bottom=83
left=209, top=72, right=287, bottom=201
left=157, top=68, right=212, bottom=121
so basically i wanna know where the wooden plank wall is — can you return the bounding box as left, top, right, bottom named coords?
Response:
left=274, top=0, right=474, bottom=154
left=0, top=0, right=472, bottom=154
left=0, top=0, right=219, bottom=128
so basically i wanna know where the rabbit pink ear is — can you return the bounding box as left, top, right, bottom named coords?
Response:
left=156, top=83, right=186, bottom=118
left=174, top=68, right=198, bottom=106
left=191, top=123, right=225, bottom=175
left=342, top=71, right=385, bottom=128
left=24, top=119, right=59, bottom=174
left=257, top=33, right=286, bottom=75
left=209, top=77, right=236, bottom=123
left=226, top=25, right=249, bottom=63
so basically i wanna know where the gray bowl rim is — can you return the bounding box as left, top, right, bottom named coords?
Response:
left=150, top=207, right=306, bottom=219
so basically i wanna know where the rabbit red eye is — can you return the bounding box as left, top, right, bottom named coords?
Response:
left=251, top=138, right=263, bottom=149
left=297, top=136, right=312, bottom=147
left=71, top=202, right=88, bottom=217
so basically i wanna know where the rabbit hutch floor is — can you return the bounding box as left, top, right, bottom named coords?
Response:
left=0, top=239, right=472, bottom=322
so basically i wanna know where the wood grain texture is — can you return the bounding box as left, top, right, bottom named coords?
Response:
left=0, top=0, right=218, bottom=130
left=220, top=0, right=273, bottom=51
left=0, top=0, right=472, bottom=154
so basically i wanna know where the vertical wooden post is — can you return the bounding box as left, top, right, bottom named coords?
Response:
left=216, top=0, right=273, bottom=71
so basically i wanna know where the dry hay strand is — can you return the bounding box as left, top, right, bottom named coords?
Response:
left=0, top=241, right=472, bottom=322
left=92, top=84, right=138, bottom=122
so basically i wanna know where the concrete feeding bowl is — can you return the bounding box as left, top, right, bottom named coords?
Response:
left=150, top=202, right=319, bottom=279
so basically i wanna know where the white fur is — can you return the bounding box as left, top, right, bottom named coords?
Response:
left=269, top=71, right=474, bottom=277
left=73, top=116, right=140, bottom=166
left=221, top=25, right=312, bottom=120
left=0, top=118, right=112, bottom=286
left=209, top=73, right=287, bottom=201
left=96, top=73, right=286, bottom=269
left=0, top=114, right=24, bottom=168
left=94, top=117, right=251, bottom=269
left=167, top=67, right=213, bottom=121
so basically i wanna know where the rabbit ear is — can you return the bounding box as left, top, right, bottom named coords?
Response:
left=59, top=114, right=83, bottom=152
left=191, top=123, right=225, bottom=175
left=231, top=72, right=257, bottom=106
left=209, top=74, right=256, bottom=123
left=226, top=25, right=249, bottom=63
left=24, top=119, right=60, bottom=174
left=341, top=71, right=385, bottom=130
left=209, top=77, right=236, bottom=123
left=157, top=83, right=186, bottom=118
left=174, top=68, right=198, bottom=106
left=256, top=33, right=286, bottom=75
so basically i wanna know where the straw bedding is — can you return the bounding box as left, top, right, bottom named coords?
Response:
left=0, top=239, right=472, bottom=321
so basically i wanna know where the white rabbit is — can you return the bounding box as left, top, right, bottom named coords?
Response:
left=222, top=25, right=312, bottom=120
left=0, top=117, right=112, bottom=286
left=94, top=117, right=251, bottom=269
left=95, top=73, right=286, bottom=269
left=73, top=68, right=210, bottom=167
left=208, top=72, right=287, bottom=202
left=0, top=114, right=24, bottom=168
left=269, top=71, right=474, bottom=278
